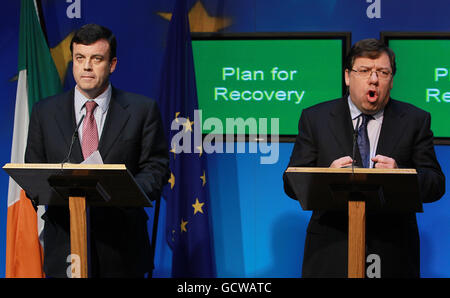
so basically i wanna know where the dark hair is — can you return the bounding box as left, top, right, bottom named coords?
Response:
left=345, top=38, right=396, bottom=76
left=70, top=24, right=117, bottom=61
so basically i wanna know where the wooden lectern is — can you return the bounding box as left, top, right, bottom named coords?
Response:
left=3, top=163, right=152, bottom=278
left=284, top=167, right=422, bottom=278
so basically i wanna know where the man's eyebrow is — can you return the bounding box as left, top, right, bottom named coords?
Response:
left=74, top=53, right=105, bottom=59
left=90, top=54, right=107, bottom=61
left=355, top=65, right=391, bottom=70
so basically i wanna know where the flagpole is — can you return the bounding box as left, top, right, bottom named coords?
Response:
left=149, top=197, right=161, bottom=278
left=34, top=0, right=49, bottom=46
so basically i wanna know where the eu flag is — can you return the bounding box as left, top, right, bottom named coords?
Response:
left=159, top=0, right=216, bottom=277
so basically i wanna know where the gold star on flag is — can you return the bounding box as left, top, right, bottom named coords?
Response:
left=50, top=32, right=74, bottom=84
left=180, top=219, right=188, bottom=233
left=192, top=198, right=205, bottom=215
left=183, top=117, right=194, bottom=132
left=170, top=144, right=177, bottom=159
left=168, top=172, right=175, bottom=189
left=196, top=145, right=203, bottom=157
left=175, top=112, right=180, bottom=123
left=157, top=0, right=232, bottom=33
left=200, top=171, right=206, bottom=187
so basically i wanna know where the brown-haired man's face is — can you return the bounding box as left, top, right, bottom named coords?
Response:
left=345, top=52, right=393, bottom=115
left=72, top=39, right=117, bottom=99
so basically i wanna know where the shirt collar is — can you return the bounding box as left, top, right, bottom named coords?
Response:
left=74, top=84, right=111, bottom=115
left=347, top=95, right=384, bottom=122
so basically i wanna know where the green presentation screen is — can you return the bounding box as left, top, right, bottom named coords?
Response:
left=191, top=33, right=349, bottom=139
left=383, top=33, right=450, bottom=140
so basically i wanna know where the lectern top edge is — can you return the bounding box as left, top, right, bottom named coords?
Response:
left=285, top=167, right=417, bottom=175
left=3, top=163, right=126, bottom=171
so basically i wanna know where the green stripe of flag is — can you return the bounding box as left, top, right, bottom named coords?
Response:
left=18, top=0, right=62, bottom=114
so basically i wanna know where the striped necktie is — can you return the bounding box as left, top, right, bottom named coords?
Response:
left=357, top=114, right=373, bottom=168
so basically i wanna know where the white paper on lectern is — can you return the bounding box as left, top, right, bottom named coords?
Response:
left=81, top=150, right=104, bottom=165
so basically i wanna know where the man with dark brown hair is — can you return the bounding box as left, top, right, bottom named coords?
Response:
left=283, top=38, right=445, bottom=277
left=25, top=24, right=170, bottom=277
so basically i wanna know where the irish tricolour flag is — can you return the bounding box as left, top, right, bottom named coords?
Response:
left=6, top=0, right=61, bottom=277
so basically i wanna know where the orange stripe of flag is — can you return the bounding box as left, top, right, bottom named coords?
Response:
left=6, top=190, right=45, bottom=278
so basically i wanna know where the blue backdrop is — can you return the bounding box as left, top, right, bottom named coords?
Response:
left=0, top=0, right=448, bottom=277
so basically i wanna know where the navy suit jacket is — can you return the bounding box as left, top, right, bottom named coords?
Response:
left=25, top=87, right=170, bottom=277
left=283, top=97, right=445, bottom=277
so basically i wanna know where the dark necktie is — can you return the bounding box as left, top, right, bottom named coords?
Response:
left=357, top=114, right=373, bottom=168
left=81, top=101, right=99, bottom=160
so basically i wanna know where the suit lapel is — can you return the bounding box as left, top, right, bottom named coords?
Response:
left=376, top=99, right=406, bottom=157
left=54, top=89, right=84, bottom=163
left=328, top=97, right=358, bottom=161
left=98, top=88, right=130, bottom=161
left=326, top=98, right=406, bottom=166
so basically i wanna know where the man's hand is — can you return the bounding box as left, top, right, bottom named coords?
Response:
left=371, top=155, right=398, bottom=168
left=330, top=156, right=354, bottom=168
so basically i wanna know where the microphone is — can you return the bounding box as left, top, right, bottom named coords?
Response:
left=351, top=116, right=361, bottom=174
left=61, top=114, right=85, bottom=164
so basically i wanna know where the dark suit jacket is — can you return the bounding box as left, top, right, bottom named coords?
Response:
left=25, top=87, right=170, bottom=277
left=283, top=97, right=445, bottom=278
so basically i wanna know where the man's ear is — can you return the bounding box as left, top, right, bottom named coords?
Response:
left=344, top=69, right=350, bottom=87
left=110, top=57, right=117, bottom=74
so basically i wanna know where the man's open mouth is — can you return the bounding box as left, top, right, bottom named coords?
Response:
left=367, top=90, right=378, bottom=101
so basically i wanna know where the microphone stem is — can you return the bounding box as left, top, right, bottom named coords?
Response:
left=61, top=114, right=85, bottom=164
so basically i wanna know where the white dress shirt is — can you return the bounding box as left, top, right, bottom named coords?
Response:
left=74, top=84, right=111, bottom=143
